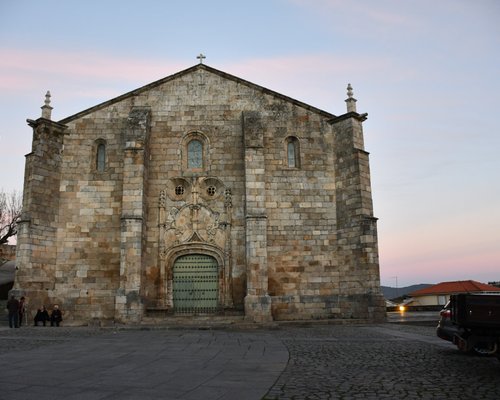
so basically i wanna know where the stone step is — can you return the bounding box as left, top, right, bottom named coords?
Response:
left=138, top=313, right=248, bottom=329
left=142, top=315, right=244, bottom=322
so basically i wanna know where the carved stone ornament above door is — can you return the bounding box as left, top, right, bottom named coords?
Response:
left=159, top=177, right=231, bottom=257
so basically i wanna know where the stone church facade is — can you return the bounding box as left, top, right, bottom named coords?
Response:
left=12, top=63, right=385, bottom=324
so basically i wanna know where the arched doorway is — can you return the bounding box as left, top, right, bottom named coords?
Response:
left=172, top=254, right=219, bottom=313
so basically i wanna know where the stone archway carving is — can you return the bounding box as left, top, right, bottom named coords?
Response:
left=161, top=244, right=228, bottom=311
left=158, top=177, right=233, bottom=311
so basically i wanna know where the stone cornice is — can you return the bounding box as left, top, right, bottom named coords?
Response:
left=26, top=118, right=68, bottom=131
left=328, top=112, right=368, bottom=124
left=245, top=214, right=268, bottom=220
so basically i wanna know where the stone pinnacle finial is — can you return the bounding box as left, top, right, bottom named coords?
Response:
left=345, top=83, right=357, bottom=113
left=347, top=83, right=354, bottom=99
left=41, top=90, right=53, bottom=119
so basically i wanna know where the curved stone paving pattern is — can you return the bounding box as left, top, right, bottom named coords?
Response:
left=0, top=324, right=499, bottom=399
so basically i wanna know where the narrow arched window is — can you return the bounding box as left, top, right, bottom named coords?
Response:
left=286, top=137, right=300, bottom=168
left=187, top=139, right=203, bottom=169
left=96, top=143, right=106, bottom=172
left=287, top=141, right=296, bottom=167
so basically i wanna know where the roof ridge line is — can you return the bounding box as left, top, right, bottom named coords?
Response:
left=58, top=63, right=335, bottom=124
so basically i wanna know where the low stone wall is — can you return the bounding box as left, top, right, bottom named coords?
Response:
left=0, top=246, right=16, bottom=300
left=0, top=244, right=16, bottom=262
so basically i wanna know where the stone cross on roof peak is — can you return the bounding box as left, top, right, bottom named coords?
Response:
left=197, top=53, right=206, bottom=64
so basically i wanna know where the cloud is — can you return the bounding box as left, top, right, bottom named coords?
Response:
left=381, top=248, right=500, bottom=287
left=0, top=48, right=187, bottom=92
left=288, top=0, right=423, bottom=35
left=0, top=46, right=443, bottom=113
left=0, top=47, right=398, bottom=114
left=220, top=53, right=398, bottom=112
left=378, top=201, right=500, bottom=286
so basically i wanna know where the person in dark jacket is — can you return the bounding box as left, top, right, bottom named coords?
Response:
left=6, top=295, right=20, bottom=328
left=34, top=306, right=50, bottom=326
left=50, top=305, right=63, bottom=327
left=18, top=296, right=26, bottom=327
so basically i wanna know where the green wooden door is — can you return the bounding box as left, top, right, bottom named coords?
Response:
left=173, top=254, right=219, bottom=313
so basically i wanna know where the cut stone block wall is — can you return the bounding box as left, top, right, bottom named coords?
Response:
left=13, top=64, right=385, bottom=324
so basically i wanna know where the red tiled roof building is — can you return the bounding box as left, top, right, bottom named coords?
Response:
left=410, top=280, right=500, bottom=297
left=408, top=280, right=500, bottom=307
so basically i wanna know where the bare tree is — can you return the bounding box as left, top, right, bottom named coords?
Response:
left=0, top=189, right=22, bottom=245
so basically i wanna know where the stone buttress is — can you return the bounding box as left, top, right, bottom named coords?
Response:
left=115, top=107, right=151, bottom=322
left=12, top=92, right=67, bottom=308
left=329, top=85, right=385, bottom=321
left=242, top=111, right=273, bottom=322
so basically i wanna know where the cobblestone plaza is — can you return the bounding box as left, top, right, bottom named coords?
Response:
left=1, top=322, right=499, bottom=399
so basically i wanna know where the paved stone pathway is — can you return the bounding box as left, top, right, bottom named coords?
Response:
left=263, top=324, right=500, bottom=400
left=0, top=323, right=499, bottom=399
left=0, top=327, right=287, bottom=400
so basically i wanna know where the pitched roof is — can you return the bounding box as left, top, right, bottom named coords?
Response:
left=59, top=63, right=336, bottom=124
left=409, top=280, right=500, bottom=297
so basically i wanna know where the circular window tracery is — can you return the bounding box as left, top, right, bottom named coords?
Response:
left=175, top=185, right=185, bottom=196
left=207, top=186, right=216, bottom=196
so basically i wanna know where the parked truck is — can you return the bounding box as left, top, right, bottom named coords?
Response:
left=437, top=293, right=500, bottom=357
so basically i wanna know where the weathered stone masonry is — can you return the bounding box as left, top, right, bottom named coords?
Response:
left=12, top=64, right=386, bottom=324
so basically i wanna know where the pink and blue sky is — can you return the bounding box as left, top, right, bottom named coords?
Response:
left=1, top=0, right=499, bottom=287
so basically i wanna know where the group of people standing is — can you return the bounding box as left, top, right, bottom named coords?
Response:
left=6, top=295, right=63, bottom=328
